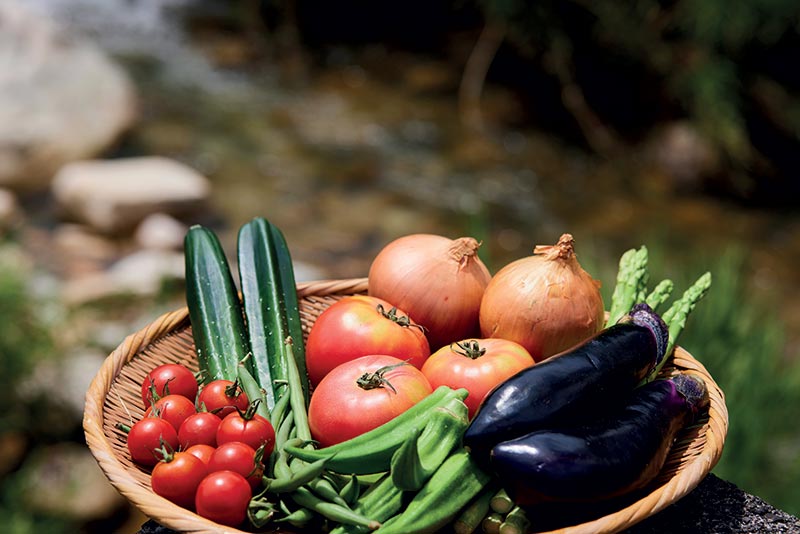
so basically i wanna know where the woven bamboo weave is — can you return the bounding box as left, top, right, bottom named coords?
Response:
left=84, top=277, right=728, bottom=534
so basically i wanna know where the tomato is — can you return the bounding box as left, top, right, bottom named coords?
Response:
left=141, top=363, right=198, bottom=409
left=185, top=444, right=216, bottom=467
left=127, top=416, right=179, bottom=467
left=150, top=450, right=208, bottom=509
left=195, top=470, right=252, bottom=527
left=208, top=441, right=263, bottom=489
left=308, top=355, right=433, bottom=447
left=421, top=338, right=535, bottom=418
left=144, top=394, right=197, bottom=432
left=198, top=380, right=249, bottom=419
left=178, top=411, right=221, bottom=448
left=305, top=295, right=431, bottom=386
left=216, top=409, right=275, bottom=456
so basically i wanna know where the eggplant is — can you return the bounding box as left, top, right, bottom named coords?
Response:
left=464, top=304, right=669, bottom=461
left=489, top=373, right=709, bottom=505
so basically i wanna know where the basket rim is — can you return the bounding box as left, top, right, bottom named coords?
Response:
left=83, top=277, right=728, bottom=534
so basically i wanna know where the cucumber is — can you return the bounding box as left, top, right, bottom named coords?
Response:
left=184, top=225, right=250, bottom=383
left=237, top=217, right=309, bottom=409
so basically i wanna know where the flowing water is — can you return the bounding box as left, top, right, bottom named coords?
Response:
left=28, top=0, right=800, bottom=350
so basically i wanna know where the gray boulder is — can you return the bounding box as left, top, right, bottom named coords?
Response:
left=0, top=1, right=137, bottom=190
left=52, top=156, right=211, bottom=234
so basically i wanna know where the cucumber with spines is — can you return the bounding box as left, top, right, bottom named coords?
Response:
left=184, top=225, right=250, bottom=383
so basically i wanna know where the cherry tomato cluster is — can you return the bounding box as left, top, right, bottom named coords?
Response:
left=125, top=363, right=276, bottom=527
left=304, top=295, right=537, bottom=446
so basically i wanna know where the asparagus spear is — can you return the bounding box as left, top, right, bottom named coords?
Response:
left=606, top=246, right=650, bottom=327
left=645, top=279, right=674, bottom=312
left=648, top=272, right=712, bottom=379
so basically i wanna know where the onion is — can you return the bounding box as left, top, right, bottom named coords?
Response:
left=368, top=234, right=492, bottom=350
left=479, top=233, right=604, bottom=362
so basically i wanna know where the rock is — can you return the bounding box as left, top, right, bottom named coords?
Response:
left=0, top=188, right=20, bottom=233
left=20, top=349, right=108, bottom=419
left=20, top=442, right=127, bottom=521
left=134, top=213, right=189, bottom=251
left=53, top=223, right=120, bottom=278
left=62, top=248, right=185, bottom=305
left=0, top=1, right=137, bottom=191
left=52, top=157, right=212, bottom=235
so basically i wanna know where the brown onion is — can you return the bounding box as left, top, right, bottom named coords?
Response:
left=479, top=233, right=604, bottom=362
left=368, top=234, right=492, bottom=350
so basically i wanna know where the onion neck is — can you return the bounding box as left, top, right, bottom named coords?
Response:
left=449, top=237, right=482, bottom=268
left=533, top=233, right=575, bottom=261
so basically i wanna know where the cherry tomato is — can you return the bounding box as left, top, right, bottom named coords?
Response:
left=216, top=409, right=275, bottom=456
left=144, top=394, right=197, bottom=432
left=208, top=441, right=264, bottom=489
left=195, top=470, right=252, bottom=527
left=151, top=450, right=208, bottom=509
left=198, top=380, right=249, bottom=419
left=178, top=411, right=221, bottom=448
left=185, top=444, right=216, bottom=467
left=141, top=363, right=198, bottom=409
left=421, top=338, right=535, bottom=417
left=305, top=295, right=431, bottom=386
left=126, top=417, right=179, bottom=467
left=308, top=355, right=433, bottom=447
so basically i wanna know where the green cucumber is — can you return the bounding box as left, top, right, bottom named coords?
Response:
left=184, top=225, right=250, bottom=383
left=237, top=217, right=309, bottom=409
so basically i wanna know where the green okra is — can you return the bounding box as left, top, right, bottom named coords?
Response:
left=390, top=395, right=470, bottom=491
left=499, top=506, right=530, bottom=534
left=329, top=473, right=404, bottom=534
left=453, top=484, right=496, bottom=534
left=284, top=386, right=466, bottom=474
left=374, top=449, right=492, bottom=534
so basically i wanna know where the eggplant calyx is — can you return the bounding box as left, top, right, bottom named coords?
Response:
left=629, top=303, right=669, bottom=364
left=451, top=340, right=487, bottom=360
left=672, top=373, right=709, bottom=416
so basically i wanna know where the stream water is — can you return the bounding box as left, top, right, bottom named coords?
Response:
left=29, top=0, right=800, bottom=350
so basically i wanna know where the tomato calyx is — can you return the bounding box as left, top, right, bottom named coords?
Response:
left=355, top=361, right=409, bottom=393
left=232, top=398, right=265, bottom=421
left=451, top=340, right=487, bottom=360
left=376, top=304, right=427, bottom=333
left=153, top=438, right=177, bottom=463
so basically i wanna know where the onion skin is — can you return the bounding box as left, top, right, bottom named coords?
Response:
left=368, top=234, right=492, bottom=350
left=479, top=234, right=605, bottom=362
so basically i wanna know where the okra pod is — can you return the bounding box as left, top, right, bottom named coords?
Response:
left=285, top=386, right=465, bottom=474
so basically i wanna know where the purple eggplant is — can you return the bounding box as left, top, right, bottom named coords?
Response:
left=464, top=304, right=669, bottom=461
left=489, top=373, right=709, bottom=505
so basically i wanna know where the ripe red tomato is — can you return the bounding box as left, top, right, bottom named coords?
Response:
left=127, top=416, right=179, bottom=467
left=198, top=380, right=249, bottom=419
left=208, top=441, right=264, bottom=489
left=143, top=394, right=197, bottom=432
left=305, top=295, right=431, bottom=386
left=141, top=363, right=198, bottom=409
left=195, top=470, right=252, bottom=527
left=185, top=444, right=216, bottom=467
left=178, top=411, right=221, bottom=448
left=308, top=355, right=433, bottom=447
left=216, top=410, right=275, bottom=456
left=421, top=338, right=535, bottom=417
left=150, top=450, right=208, bottom=509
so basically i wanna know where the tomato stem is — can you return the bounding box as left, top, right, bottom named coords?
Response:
left=451, top=340, right=487, bottom=360
left=355, top=361, right=409, bottom=393
left=376, top=304, right=427, bottom=333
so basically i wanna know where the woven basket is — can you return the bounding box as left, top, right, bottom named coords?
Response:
left=84, top=278, right=728, bottom=534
